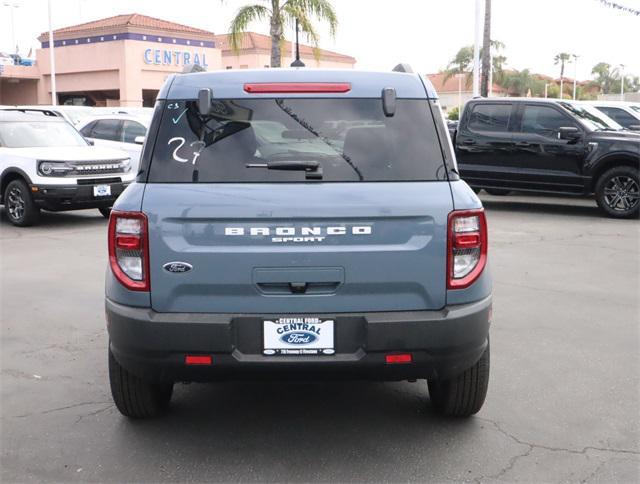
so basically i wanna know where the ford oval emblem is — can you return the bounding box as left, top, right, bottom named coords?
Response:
left=163, top=262, right=193, bottom=273
left=280, top=331, right=318, bottom=345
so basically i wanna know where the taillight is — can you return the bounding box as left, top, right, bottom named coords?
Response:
left=108, top=211, right=150, bottom=291
left=447, top=209, right=487, bottom=289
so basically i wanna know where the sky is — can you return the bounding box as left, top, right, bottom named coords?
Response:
left=1, top=0, right=638, bottom=82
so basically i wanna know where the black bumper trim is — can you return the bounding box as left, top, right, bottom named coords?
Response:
left=32, top=182, right=128, bottom=211
left=106, top=296, right=491, bottom=383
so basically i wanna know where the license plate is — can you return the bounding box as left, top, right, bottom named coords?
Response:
left=93, top=185, right=111, bottom=197
left=263, top=317, right=335, bottom=356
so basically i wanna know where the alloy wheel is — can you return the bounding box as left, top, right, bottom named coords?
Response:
left=603, top=176, right=639, bottom=212
left=7, top=186, right=26, bottom=221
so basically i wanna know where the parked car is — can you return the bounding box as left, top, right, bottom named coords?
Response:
left=0, top=110, right=134, bottom=226
left=77, top=113, right=151, bottom=171
left=588, top=101, right=640, bottom=131
left=453, top=98, right=640, bottom=218
left=105, top=67, right=492, bottom=419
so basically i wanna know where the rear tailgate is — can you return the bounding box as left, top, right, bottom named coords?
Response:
left=143, top=182, right=452, bottom=313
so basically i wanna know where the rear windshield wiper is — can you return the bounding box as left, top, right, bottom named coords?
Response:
left=246, top=160, right=323, bottom=179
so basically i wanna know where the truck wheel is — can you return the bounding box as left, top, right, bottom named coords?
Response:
left=595, top=166, right=639, bottom=219
left=98, top=207, right=111, bottom=218
left=484, top=188, right=511, bottom=196
left=428, top=340, right=490, bottom=417
left=108, top=348, right=173, bottom=418
left=4, top=179, right=40, bottom=227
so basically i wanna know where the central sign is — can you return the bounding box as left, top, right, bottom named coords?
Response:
left=143, top=48, right=209, bottom=67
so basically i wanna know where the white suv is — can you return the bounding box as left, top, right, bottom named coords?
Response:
left=0, top=110, right=134, bottom=226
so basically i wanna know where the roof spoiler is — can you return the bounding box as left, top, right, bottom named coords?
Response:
left=392, top=63, right=413, bottom=74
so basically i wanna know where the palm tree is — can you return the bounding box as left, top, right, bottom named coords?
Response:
left=480, top=0, right=491, bottom=97
left=228, top=0, right=338, bottom=68
left=501, top=69, right=544, bottom=97
left=591, top=62, right=615, bottom=94
left=443, top=46, right=475, bottom=85
left=554, top=52, right=571, bottom=99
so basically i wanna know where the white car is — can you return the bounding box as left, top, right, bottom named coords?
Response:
left=0, top=110, right=134, bottom=226
left=77, top=114, right=151, bottom=172
left=588, top=101, right=640, bottom=131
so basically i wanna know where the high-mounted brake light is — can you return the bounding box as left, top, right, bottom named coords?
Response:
left=243, top=82, right=351, bottom=94
left=108, top=211, right=150, bottom=291
left=447, top=209, right=488, bottom=289
left=385, top=353, right=413, bottom=364
left=185, top=355, right=212, bottom=365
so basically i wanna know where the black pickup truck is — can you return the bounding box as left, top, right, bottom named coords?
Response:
left=452, top=98, right=640, bottom=218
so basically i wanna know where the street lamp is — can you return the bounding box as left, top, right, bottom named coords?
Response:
left=456, top=73, right=464, bottom=117
left=48, top=0, right=57, bottom=105
left=3, top=1, right=20, bottom=55
left=544, top=83, right=549, bottom=98
left=572, top=54, right=579, bottom=100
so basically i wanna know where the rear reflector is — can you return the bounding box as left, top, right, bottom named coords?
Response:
left=385, top=353, right=413, bottom=364
left=185, top=355, right=212, bottom=365
left=244, top=82, right=351, bottom=94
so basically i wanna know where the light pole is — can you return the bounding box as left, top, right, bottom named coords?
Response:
left=620, top=64, right=625, bottom=101
left=544, top=83, right=549, bottom=98
left=572, top=54, right=579, bottom=100
left=457, top=73, right=464, bottom=117
left=3, top=1, right=20, bottom=55
left=48, top=0, right=57, bottom=105
left=472, top=0, right=482, bottom=97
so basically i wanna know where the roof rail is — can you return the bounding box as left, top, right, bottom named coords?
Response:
left=392, top=63, right=413, bottom=74
left=0, top=108, right=61, bottom=118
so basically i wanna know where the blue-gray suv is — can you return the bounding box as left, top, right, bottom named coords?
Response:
left=105, top=67, right=492, bottom=418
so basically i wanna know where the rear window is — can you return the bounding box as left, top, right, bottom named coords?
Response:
left=468, top=103, right=511, bottom=132
left=147, top=98, right=445, bottom=182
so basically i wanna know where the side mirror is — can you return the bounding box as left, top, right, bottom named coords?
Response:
left=381, top=87, right=396, bottom=117
left=558, top=126, right=581, bottom=140
left=134, top=135, right=145, bottom=145
left=197, top=88, right=212, bottom=116
left=629, top=125, right=640, bottom=131
left=85, top=138, right=95, bottom=146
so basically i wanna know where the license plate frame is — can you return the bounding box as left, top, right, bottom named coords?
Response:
left=263, top=317, right=335, bottom=356
left=93, top=184, right=111, bottom=197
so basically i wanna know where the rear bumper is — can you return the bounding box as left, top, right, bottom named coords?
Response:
left=31, top=181, right=128, bottom=211
left=106, top=296, right=491, bottom=383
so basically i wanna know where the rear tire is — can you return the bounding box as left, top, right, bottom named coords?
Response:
left=108, top=347, right=173, bottom=418
left=484, top=188, right=511, bottom=196
left=595, top=166, right=639, bottom=219
left=98, top=207, right=111, bottom=218
left=4, top=179, right=40, bottom=227
left=428, top=340, right=490, bottom=417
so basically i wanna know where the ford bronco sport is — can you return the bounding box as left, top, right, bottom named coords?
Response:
left=106, top=67, right=492, bottom=419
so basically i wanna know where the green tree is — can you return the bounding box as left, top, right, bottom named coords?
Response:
left=591, top=62, right=615, bottom=94
left=447, top=106, right=460, bottom=121
left=501, top=69, right=544, bottom=97
left=443, top=41, right=506, bottom=88
left=228, top=0, right=338, bottom=68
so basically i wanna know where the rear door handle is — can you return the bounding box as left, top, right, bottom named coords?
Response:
left=461, top=139, right=476, bottom=145
left=515, top=141, right=531, bottom=147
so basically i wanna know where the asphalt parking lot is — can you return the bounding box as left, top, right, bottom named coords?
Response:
left=1, top=193, right=638, bottom=483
